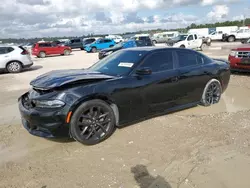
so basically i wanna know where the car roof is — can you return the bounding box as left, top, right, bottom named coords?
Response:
left=122, top=46, right=196, bottom=52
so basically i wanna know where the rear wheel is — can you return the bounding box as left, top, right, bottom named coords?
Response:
left=39, top=51, right=46, bottom=58
left=6, top=61, right=22, bottom=73
left=180, top=45, right=185, bottom=48
left=200, top=79, right=222, bottom=106
left=152, top=40, right=157, bottom=44
left=91, top=47, right=97, bottom=53
left=228, top=36, right=235, bottom=42
left=70, top=99, right=116, bottom=145
left=64, top=49, right=70, bottom=55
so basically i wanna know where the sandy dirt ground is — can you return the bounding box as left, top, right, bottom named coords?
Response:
left=1, top=47, right=250, bottom=188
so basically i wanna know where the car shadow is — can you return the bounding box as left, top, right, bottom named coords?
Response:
left=119, top=103, right=198, bottom=129
left=45, top=137, right=75, bottom=143
left=231, top=71, right=250, bottom=76
left=131, top=165, right=172, bottom=188
left=22, top=65, right=43, bottom=72
left=32, top=53, right=74, bottom=59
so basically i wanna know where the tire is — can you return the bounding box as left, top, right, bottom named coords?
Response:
left=180, top=45, right=185, bottom=48
left=152, top=40, right=157, bottom=44
left=80, top=47, right=84, bottom=50
left=227, top=36, right=235, bottom=42
left=39, top=51, right=46, bottom=58
left=91, top=47, right=97, bottom=53
left=200, top=79, right=222, bottom=106
left=70, top=99, right=116, bottom=145
left=64, top=50, right=70, bottom=56
left=200, top=43, right=207, bottom=51
left=109, top=45, right=114, bottom=48
left=6, top=61, right=22, bottom=73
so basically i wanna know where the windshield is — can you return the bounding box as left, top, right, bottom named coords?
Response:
left=113, top=42, right=125, bottom=48
left=88, top=50, right=148, bottom=76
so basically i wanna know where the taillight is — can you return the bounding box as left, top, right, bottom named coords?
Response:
left=21, top=50, right=29, bottom=55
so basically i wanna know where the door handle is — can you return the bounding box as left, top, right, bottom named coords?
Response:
left=171, top=76, right=179, bottom=82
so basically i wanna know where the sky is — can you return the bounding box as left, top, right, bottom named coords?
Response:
left=0, top=0, right=249, bottom=38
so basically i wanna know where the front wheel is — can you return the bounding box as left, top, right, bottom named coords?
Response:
left=200, top=43, right=207, bottom=51
left=180, top=45, right=185, bottom=48
left=200, top=79, right=222, bottom=106
left=70, top=99, right=116, bottom=145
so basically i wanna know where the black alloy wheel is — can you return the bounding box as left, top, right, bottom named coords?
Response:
left=70, top=99, right=116, bottom=145
left=201, top=79, right=222, bottom=106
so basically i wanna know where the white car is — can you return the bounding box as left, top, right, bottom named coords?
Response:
left=168, top=34, right=204, bottom=50
left=0, top=46, right=33, bottom=73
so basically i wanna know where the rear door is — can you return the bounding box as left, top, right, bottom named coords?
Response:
left=175, top=49, right=212, bottom=105
left=0, top=47, right=12, bottom=67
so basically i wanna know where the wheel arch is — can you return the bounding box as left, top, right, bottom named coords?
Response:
left=69, top=94, right=120, bottom=126
left=6, top=60, right=24, bottom=68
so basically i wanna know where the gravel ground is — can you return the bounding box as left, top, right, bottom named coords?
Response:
left=0, top=49, right=250, bottom=188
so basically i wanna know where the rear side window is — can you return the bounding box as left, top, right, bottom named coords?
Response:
left=140, top=51, right=174, bottom=72
left=0, top=47, right=7, bottom=54
left=187, top=35, right=194, bottom=41
left=104, top=39, right=111, bottom=43
left=0, top=47, right=14, bottom=54
left=39, top=43, right=52, bottom=47
left=177, top=50, right=204, bottom=68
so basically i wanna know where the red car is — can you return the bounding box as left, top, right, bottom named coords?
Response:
left=32, top=42, right=72, bottom=58
left=228, top=45, right=250, bottom=72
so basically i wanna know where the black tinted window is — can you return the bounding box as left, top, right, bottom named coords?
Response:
left=7, top=47, right=14, bottom=52
left=177, top=50, right=203, bottom=67
left=141, top=51, right=174, bottom=72
left=194, top=34, right=197, bottom=39
left=74, top=39, right=81, bottom=43
left=104, top=39, right=111, bottom=43
left=39, top=43, right=52, bottom=47
left=0, top=47, right=7, bottom=54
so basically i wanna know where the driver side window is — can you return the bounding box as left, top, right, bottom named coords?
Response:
left=139, top=51, right=174, bottom=73
left=187, top=35, right=194, bottom=41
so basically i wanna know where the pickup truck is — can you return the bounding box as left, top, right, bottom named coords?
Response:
left=222, top=28, right=250, bottom=42
left=166, top=33, right=207, bottom=51
left=228, top=45, right=250, bottom=72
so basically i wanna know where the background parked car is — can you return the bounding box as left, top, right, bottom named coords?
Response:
left=0, top=46, right=33, bottom=73
left=130, top=36, right=154, bottom=46
left=98, top=39, right=154, bottom=59
left=32, top=41, right=72, bottom=58
left=84, top=38, right=116, bottom=53
left=82, top=38, right=96, bottom=49
left=241, top=38, right=250, bottom=44
left=228, top=45, right=250, bottom=72
left=64, top=38, right=84, bottom=50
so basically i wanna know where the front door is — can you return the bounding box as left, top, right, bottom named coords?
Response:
left=186, top=34, right=195, bottom=49
left=134, top=49, right=181, bottom=113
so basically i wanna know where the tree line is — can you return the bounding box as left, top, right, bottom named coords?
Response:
left=0, top=18, right=249, bottom=44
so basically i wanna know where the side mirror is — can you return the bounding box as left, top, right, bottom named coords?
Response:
left=136, top=67, right=152, bottom=75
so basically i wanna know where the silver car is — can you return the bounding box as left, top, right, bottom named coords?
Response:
left=0, top=46, right=33, bottom=73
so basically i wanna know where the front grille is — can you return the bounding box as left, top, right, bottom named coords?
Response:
left=236, top=51, right=250, bottom=58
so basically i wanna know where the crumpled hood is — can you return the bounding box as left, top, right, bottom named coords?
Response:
left=30, top=69, right=115, bottom=90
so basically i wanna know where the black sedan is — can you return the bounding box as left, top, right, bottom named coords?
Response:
left=18, top=47, right=230, bottom=145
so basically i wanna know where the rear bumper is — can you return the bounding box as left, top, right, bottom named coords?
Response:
left=18, top=93, right=70, bottom=138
